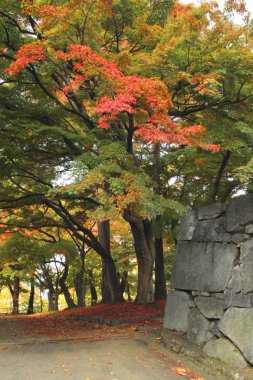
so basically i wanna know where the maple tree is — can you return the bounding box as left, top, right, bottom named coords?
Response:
left=0, top=0, right=253, bottom=304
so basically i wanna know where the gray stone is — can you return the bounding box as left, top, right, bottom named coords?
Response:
left=194, top=296, right=224, bottom=319
left=225, top=194, right=253, bottom=233
left=178, top=211, right=198, bottom=241
left=224, top=293, right=252, bottom=309
left=192, top=219, right=231, bottom=242
left=208, top=322, right=224, bottom=338
left=198, top=202, right=226, bottom=220
left=231, top=233, right=251, bottom=244
left=187, top=308, right=213, bottom=345
left=212, top=292, right=225, bottom=300
left=218, top=307, right=253, bottom=365
left=245, top=224, right=253, bottom=234
left=203, top=338, right=248, bottom=368
left=170, top=241, right=237, bottom=292
left=164, top=291, right=190, bottom=333
left=240, top=240, right=253, bottom=293
left=226, top=266, right=242, bottom=294
left=188, top=299, right=195, bottom=308
left=192, top=291, right=210, bottom=297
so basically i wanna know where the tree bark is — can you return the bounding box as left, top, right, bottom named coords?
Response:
left=154, top=237, right=167, bottom=300
left=125, top=213, right=155, bottom=303
left=74, top=248, right=86, bottom=307
left=9, top=276, right=20, bottom=314
left=48, top=287, right=58, bottom=311
left=153, top=142, right=167, bottom=300
left=98, top=220, right=123, bottom=303
left=88, top=270, right=98, bottom=305
left=212, top=150, right=231, bottom=202
left=27, top=277, right=35, bottom=314
left=59, top=263, right=77, bottom=308
left=120, top=271, right=131, bottom=301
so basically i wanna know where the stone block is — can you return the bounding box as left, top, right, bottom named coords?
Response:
left=240, top=240, right=253, bottom=293
left=187, top=308, right=213, bottom=345
left=178, top=211, right=198, bottom=241
left=198, top=202, right=226, bottom=220
left=226, top=266, right=242, bottom=294
left=245, top=224, right=253, bottom=234
left=164, top=291, right=190, bottom=333
left=194, top=296, right=224, bottom=319
left=212, top=292, right=225, bottom=300
left=224, top=293, right=252, bottom=309
left=218, top=307, right=253, bottom=365
left=231, top=233, right=251, bottom=244
left=170, top=241, right=237, bottom=292
left=208, top=322, right=224, bottom=338
left=192, top=219, right=231, bottom=242
left=203, top=338, right=248, bottom=368
left=225, top=194, right=253, bottom=233
left=192, top=291, right=210, bottom=297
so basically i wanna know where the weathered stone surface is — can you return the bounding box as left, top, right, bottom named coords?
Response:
left=231, top=233, right=251, bottom=244
left=224, top=293, right=253, bottom=309
left=194, top=296, right=224, bottom=319
left=212, top=292, right=225, bottom=300
left=203, top=338, right=248, bottom=368
left=240, top=240, right=253, bottom=293
left=218, top=307, right=253, bottom=365
left=208, top=322, right=224, bottom=338
left=192, top=219, right=231, bottom=242
left=192, top=291, right=210, bottom=297
left=225, top=194, right=253, bottom=233
left=178, top=211, right=198, bottom=241
left=187, top=308, right=213, bottom=345
left=226, top=266, right=242, bottom=294
left=164, top=291, right=190, bottom=333
left=198, top=202, right=226, bottom=221
left=170, top=241, right=237, bottom=292
left=245, top=224, right=253, bottom=234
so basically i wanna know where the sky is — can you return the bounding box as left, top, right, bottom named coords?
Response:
left=181, top=0, right=253, bottom=14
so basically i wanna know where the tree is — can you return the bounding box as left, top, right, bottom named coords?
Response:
left=1, top=0, right=253, bottom=303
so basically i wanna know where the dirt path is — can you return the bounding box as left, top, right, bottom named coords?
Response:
left=1, top=337, right=196, bottom=380
left=0, top=308, right=216, bottom=380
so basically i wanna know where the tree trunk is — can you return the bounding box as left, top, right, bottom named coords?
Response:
left=9, top=276, right=20, bottom=314
left=125, top=213, right=155, bottom=303
left=59, top=264, right=77, bottom=308
left=153, top=142, right=167, bottom=300
left=98, top=220, right=123, bottom=303
left=48, top=286, right=58, bottom=311
left=27, top=277, right=35, bottom=314
left=120, top=271, right=131, bottom=301
left=154, top=237, right=167, bottom=300
left=88, top=270, right=98, bottom=305
left=74, top=249, right=86, bottom=307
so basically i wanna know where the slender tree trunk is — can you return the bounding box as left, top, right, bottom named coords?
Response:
left=88, top=270, right=98, bottom=305
left=59, top=264, right=77, bottom=308
left=212, top=150, right=231, bottom=202
left=27, top=277, right=35, bottom=314
left=9, top=276, right=20, bottom=314
left=74, top=249, right=86, bottom=307
left=125, top=213, right=155, bottom=303
left=120, top=271, right=131, bottom=301
left=154, top=237, right=167, bottom=300
left=153, top=143, right=167, bottom=300
left=98, top=220, right=123, bottom=303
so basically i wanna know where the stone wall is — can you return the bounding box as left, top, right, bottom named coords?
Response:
left=164, top=194, right=253, bottom=368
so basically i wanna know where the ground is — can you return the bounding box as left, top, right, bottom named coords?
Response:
left=0, top=302, right=216, bottom=380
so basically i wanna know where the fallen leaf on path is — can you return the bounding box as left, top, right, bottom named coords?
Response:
left=173, top=367, right=188, bottom=376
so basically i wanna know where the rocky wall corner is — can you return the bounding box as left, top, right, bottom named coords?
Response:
left=163, top=194, right=253, bottom=369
